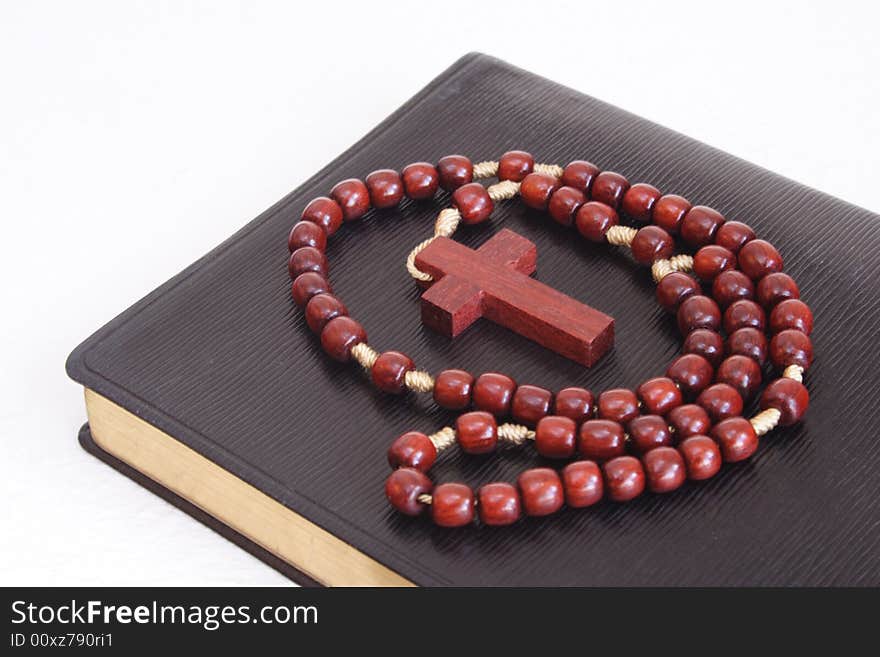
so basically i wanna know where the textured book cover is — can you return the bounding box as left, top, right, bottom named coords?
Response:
left=67, top=53, right=880, bottom=586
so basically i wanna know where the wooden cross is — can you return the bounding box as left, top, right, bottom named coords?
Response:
left=415, top=229, right=614, bottom=366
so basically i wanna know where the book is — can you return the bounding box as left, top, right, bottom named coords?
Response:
left=67, top=53, right=880, bottom=586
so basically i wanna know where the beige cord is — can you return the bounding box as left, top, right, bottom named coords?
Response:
left=487, top=180, right=521, bottom=201
left=498, top=423, right=536, bottom=445
left=651, top=255, right=695, bottom=283
left=404, top=370, right=435, bottom=393
left=428, top=426, right=456, bottom=452
left=534, top=163, right=564, bottom=178
left=606, top=225, right=638, bottom=247
left=417, top=493, right=433, bottom=505
left=351, top=343, right=379, bottom=370
left=472, top=161, right=499, bottom=179
left=750, top=408, right=782, bottom=436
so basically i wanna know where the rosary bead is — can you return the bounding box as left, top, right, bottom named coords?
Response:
left=667, top=404, right=711, bottom=439
left=388, top=431, right=437, bottom=472
left=656, top=272, right=701, bottom=313
left=716, top=355, right=762, bottom=400
left=652, top=194, right=691, bottom=234
left=456, top=411, right=498, bottom=454
left=760, top=378, right=809, bottom=426
left=498, top=150, right=534, bottom=182
left=437, top=155, right=473, bottom=191
left=597, top=388, right=640, bottom=424
left=452, top=182, right=494, bottom=225
left=512, top=384, right=553, bottom=426
left=478, top=482, right=521, bottom=526
left=371, top=350, right=415, bottom=394
left=473, top=372, right=517, bottom=417
left=628, top=415, right=673, bottom=453
left=591, top=171, right=630, bottom=209
left=401, top=162, right=439, bottom=200
left=517, top=468, right=564, bottom=516
left=431, top=483, right=475, bottom=528
left=330, top=178, right=371, bottom=221
left=678, top=435, right=722, bottom=480
left=681, top=206, right=725, bottom=247
left=697, top=383, right=744, bottom=422
left=603, top=456, right=645, bottom=502
left=288, top=220, right=327, bottom=253
left=561, top=160, right=599, bottom=193
left=723, top=299, right=766, bottom=334
left=553, top=387, right=595, bottom=425
left=575, top=201, right=619, bottom=242
left=320, top=316, right=366, bottom=362
left=637, top=377, right=683, bottom=415
left=288, top=246, right=328, bottom=279
left=562, top=460, right=604, bottom=508
left=711, top=417, right=758, bottom=462
left=622, top=182, right=661, bottom=222
left=666, top=354, right=714, bottom=398
left=769, top=299, right=813, bottom=335
left=433, top=369, right=474, bottom=410
left=578, top=419, right=627, bottom=461
left=643, top=446, right=686, bottom=493
left=385, top=467, right=432, bottom=516
left=364, top=169, right=404, bottom=209
left=712, top=270, right=755, bottom=308
left=631, top=226, right=675, bottom=264
left=301, top=196, right=343, bottom=236
left=305, top=293, right=348, bottom=334
left=682, top=329, right=725, bottom=368
left=756, top=272, right=800, bottom=308
left=291, top=272, right=332, bottom=308
left=693, top=245, right=736, bottom=281
left=520, top=172, right=561, bottom=210
left=535, top=416, right=577, bottom=458
left=738, top=239, right=783, bottom=280
left=548, top=186, right=587, bottom=226
left=714, top=221, right=756, bottom=253
left=726, top=327, right=768, bottom=365
left=770, top=329, right=813, bottom=370
left=677, top=295, right=722, bottom=335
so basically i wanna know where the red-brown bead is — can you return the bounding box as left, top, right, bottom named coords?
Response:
left=478, top=483, right=521, bottom=526
left=385, top=468, right=432, bottom=516
left=535, top=416, right=577, bottom=459
left=677, top=295, right=722, bottom=335
left=726, top=327, right=768, bottom=365
left=678, top=435, right=722, bottom=480
left=291, top=272, right=331, bottom=308
left=364, top=169, right=404, bottom=209
left=433, top=369, right=474, bottom=410
left=436, top=155, right=473, bottom=191
left=511, top=384, right=553, bottom=426
left=656, top=272, right=701, bottom=313
left=473, top=372, right=517, bottom=417
left=597, top=388, right=640, bottom=424
left=770, top=330, right=813, bottom=370
left=320, top=316, right=366, bottom=362
left=497, top=150, right=534, bottom=182
left=387, top=432, right=437, bottom=472
left=553, top=387, right=594, bottom=425
left=714, top=221, right=756, bottom=253
left=652, top=194, right=691, bottom=234
left=301, top=196, right=343, bottom=236
left=452, top=182, right=494, bottom=225
left=401, top=162, right=439, bottom=200
left=756, top=272, right=800, bottom=308
left=693, top=245, right=736, bottom=281
left=575, top=201, right=619, bottom=242
left=666, top=354, right=714, bottom=398
left=578, top=419, right=626, bottom=461
left=711, top=417, right=758, bottom=463
left=681, top=206, right=725, bottom=247
left=455, top=411, right=498, bottom=454
left=723, top=299, right=766, bottom=334
left=697, top=383, right=744, bottom=422
left=628, top=415, right=673, bottom=453
left=716, top=355, right=762, bottom=400
left=288, top=246, right=328, bottom=279
left=520, top=172, right=560, bottom=210
left=330, top=178, right=371, bottom=222
left=431, top=483, right=475, bottom=528
left=591, top=171, right=630, bottom=209
left=712, top=270, right=755, bottom=308
left=738, top=239, right=783, bottom=280
left=547, top=186, right=587, bottom=226
left=667, top=404, right=712, bottom=439
left=643, top=446, right=686, bottom=493
left=305, top=293, right=348, bottom=334
left=561, top=160, right=599, bottom=193
left=371, top=351, right=415, bottom=394
left=631, top=226, right=675, bottom=264
left=562, top=460, right=604, bottom=508
left=637, top=377, right=683, bottom=415
left=622, top=182, right=661, bottom=222
left=683, top=329, right=725, bottom=368
left=769, top=299, right=813, bottom=335
left=288, top=220, right=327, bottom=253
left=517, top=468, right=564, bottom=516
left=603, top=456, right=645, bottom=502
left=760, top=378, right=809, bottom=426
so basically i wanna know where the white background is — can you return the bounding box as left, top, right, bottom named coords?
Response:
left=1, top=1, right=877, bottom=586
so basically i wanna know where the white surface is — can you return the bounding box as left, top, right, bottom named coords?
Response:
left=1, top=0, right=877, bottom=586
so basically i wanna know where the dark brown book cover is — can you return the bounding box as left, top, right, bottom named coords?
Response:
left=67, top=53, right=880, bottom=586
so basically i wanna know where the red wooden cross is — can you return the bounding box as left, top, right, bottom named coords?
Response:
left=415, top=228, right=614, bottom=366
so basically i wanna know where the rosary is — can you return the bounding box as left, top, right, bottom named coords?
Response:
left=286, top=151, right=812, bottom=528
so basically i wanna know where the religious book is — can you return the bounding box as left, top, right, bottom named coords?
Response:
left=67, top=53, right=880, bottom=586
